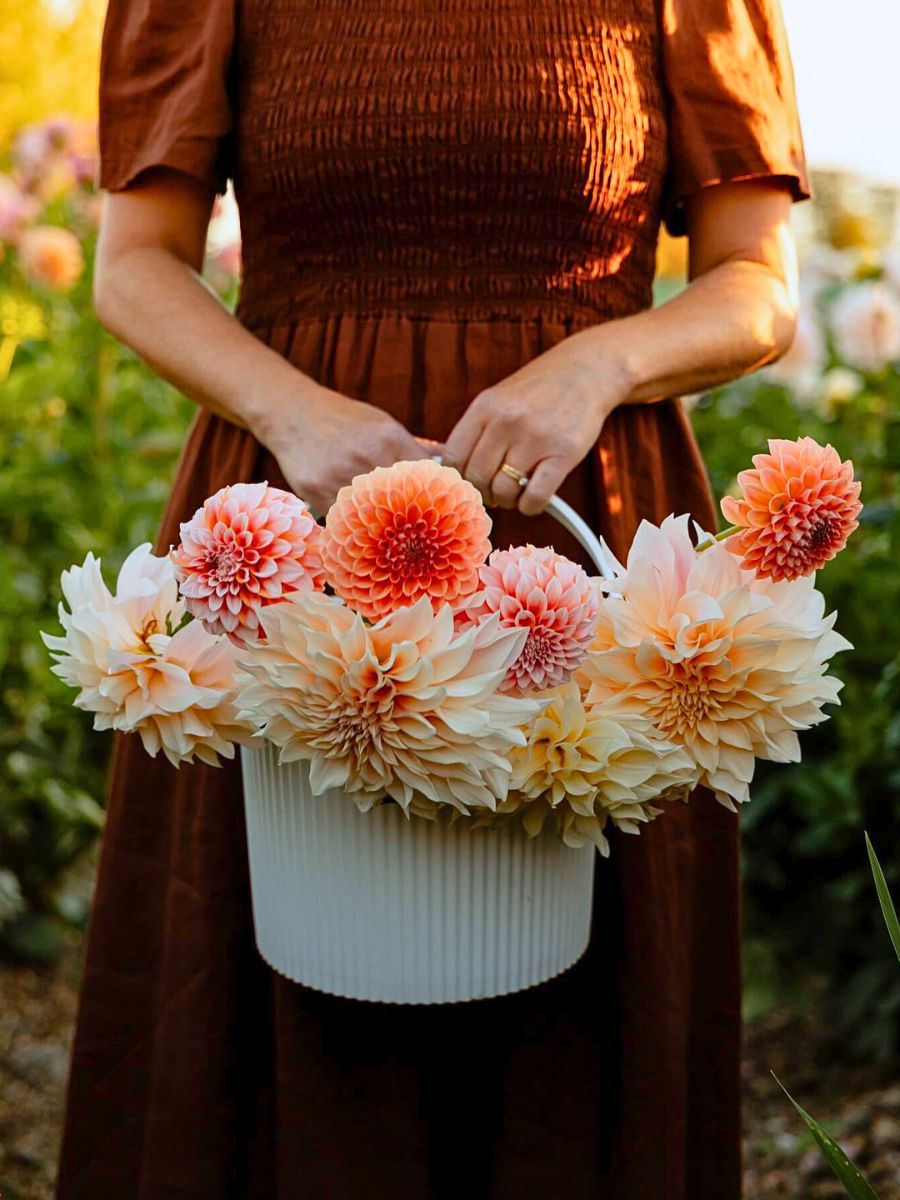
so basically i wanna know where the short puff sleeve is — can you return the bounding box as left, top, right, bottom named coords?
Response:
left=97, top=0, right=237, bottom=196
left=659, top=0, right=812, bottom=236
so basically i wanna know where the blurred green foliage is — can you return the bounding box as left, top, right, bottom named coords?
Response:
left=1, top=119, right=239, bottom=959
left=1, top=229, right=196, bottom=958
left=691, top=325, right=900, bottom=1060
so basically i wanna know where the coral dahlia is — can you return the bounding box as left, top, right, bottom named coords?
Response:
left=457, top=544, right=600, bottom=691
left=171, top=482, right=325, bottom=645
left=321, top=460, right=491, bottom=621
left=720, top=437, right=862, bottom=581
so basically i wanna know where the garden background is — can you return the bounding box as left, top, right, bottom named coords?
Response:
left=1, top=2, right=899, bottom=1197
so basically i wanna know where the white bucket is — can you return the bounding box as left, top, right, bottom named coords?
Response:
left=240, top=494, right=613, bottom=1004
left=241, top=741, right=596, bottom=1003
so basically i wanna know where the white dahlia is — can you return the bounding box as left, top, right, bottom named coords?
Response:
left=577, top=514, right=852, bottom=809
left=235, top=592, right=544, bottom=815
left=41, top=544, right=248, bottom=767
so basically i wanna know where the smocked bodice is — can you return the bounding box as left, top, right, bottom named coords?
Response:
left=232, top=0, right=669, bottom=329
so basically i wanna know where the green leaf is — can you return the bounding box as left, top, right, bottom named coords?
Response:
left=865, top=832, right=900, bottom=966
left=2, top=911, right=67, bottom=964
left=773, top=1074, right=881, bottom=1199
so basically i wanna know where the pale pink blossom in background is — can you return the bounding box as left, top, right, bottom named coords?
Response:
left=798, top=244, right=858, bottom=303
left=35, top=156, right=79, bottom=205
left=882, top=246, right=900, bottom=295
left=829, top=280, right=900, bottom=371
left=11, top=117, right=98, bottom=194
left=18, top=224, right=84, bottom=291
left=171, top=482, right=326, bottom=646
left=763, top=303, right=827, bottom=397
left=0, top=174, right=39, bottom=244
left=206, top=185, right=242, bottom=279
left=457, top=544, right=599, bottom=692
left=818, top=366, right=864, bottom=418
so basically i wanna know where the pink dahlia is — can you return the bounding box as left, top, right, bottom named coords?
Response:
left=720, top=437, right=862, bottom=582
left=458, top=544, right=600, bottom=692
left=321, top=459, right=492, bottom=621
left=170, top=481, right=325, bottom=645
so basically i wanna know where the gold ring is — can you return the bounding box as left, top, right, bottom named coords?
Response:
left=500, top=461, right=530, bottom=489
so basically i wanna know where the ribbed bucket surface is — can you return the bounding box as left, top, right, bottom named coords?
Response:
left=241, top=742, right=596, bottom=1004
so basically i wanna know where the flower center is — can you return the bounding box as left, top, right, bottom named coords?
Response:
left=805, top=518, right=835, bottom=552
left=208, top=546, right=242, bottom=583
left=137, top=615, right=160, bottom=652
left=521, top=631, right=554, bottom=668
left=655, top=671, right=719, bottom=736
left=382, top=520, right=439, bottom=580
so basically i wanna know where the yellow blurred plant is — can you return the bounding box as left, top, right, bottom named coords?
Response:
left=0, top=0, right=104, bottom=151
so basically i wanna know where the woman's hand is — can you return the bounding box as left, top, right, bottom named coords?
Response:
left=443, top=333, right=632, bottom=515
left=92, top=171, right=431, bottom=519
left=253, top=382, right=431, bottom=517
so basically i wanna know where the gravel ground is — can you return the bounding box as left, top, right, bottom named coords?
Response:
left=1, top=938, right=897, bottom=1200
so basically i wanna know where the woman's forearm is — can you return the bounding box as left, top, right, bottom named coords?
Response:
left=92, top=233, right=429, bottom=515
left=572, top=257, right=798, bottom=408
left=93, top=244, right=319, bottom=444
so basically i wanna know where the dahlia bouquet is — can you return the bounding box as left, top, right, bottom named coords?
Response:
left=43, top=436, right=861, bottom=855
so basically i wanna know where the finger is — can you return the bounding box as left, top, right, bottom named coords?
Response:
left=488, top=444, right=539, bottom=509
left=489, top=467, right=526, bottom=509
left=382, top=426, right=433, bottom=464
left=518, top=456, right=570, bottom=517
left=465, top=427, right=511, bottom=501
left=414, top=435, right=446, bottom=461
left=443, top=405, right=488, bottom=477
left=404, top=436, right=435, bottom=460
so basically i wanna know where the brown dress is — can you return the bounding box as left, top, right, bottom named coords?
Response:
left=57, top=2, right=810, bottom=1197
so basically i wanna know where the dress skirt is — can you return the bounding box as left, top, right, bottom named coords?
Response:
left=55, top=311, right=742, bottom=1199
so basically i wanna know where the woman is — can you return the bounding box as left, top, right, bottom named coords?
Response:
left=56, top=0, right=810, bottom=1196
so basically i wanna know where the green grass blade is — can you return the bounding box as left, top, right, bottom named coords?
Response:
left=773, top=1074, right=881, bottom=1199
left=865, top=832, right=900, bottom=966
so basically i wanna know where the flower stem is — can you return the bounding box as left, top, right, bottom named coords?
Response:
left=695, top=526, right=740, bottom=553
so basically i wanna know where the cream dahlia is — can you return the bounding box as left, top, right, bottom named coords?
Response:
left=829, top=280, right=900, bottom=372
left=482, top=683, right=696, bottom=854
left=321, top=459, right=491, bottom=621
left=578, top=514, right=852, bottom=809
left=41, top=545, right=248, bottom=766
left=720, top=437, right=862, bottom=581
left=171, top=481, right=325, bottom=645
left=236, top=592, right=543, bottom=814
left=457, top=545, right=599, bottom=691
